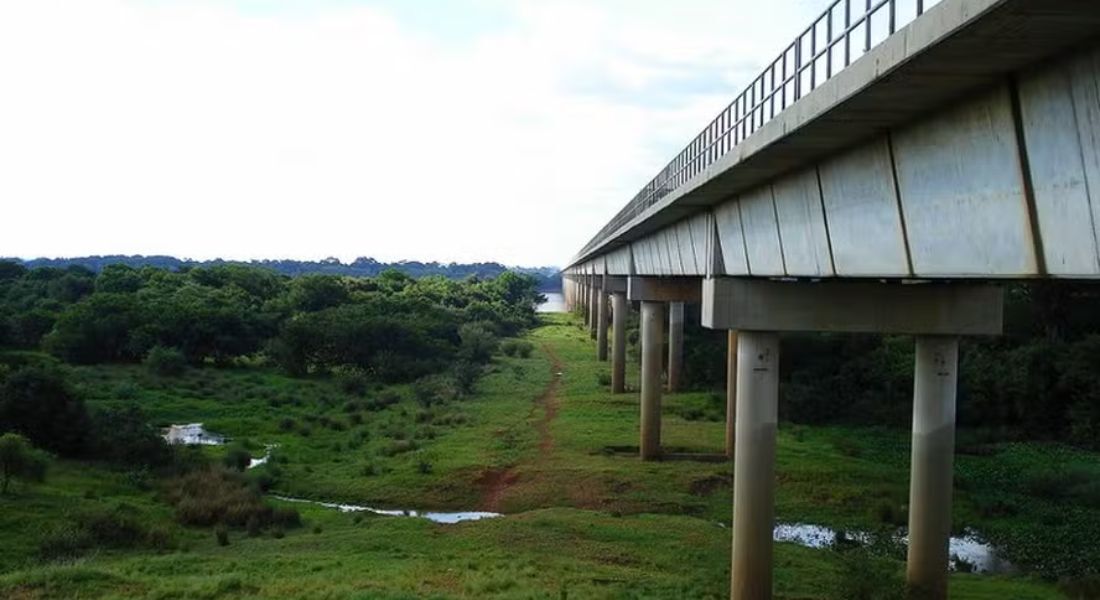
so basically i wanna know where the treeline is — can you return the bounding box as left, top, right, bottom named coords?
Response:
left=673, top=282, right=1100, bottom=448
left=0, top=261, right=542, bottom=380
left=6, top=255, right=562, bottom=291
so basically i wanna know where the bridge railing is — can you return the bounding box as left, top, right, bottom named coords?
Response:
left=577, top=0, right=942, bottom=261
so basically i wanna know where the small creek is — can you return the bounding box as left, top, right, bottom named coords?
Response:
left=162, top=424, right=275, bottom=469
left=161, top=424, right=1009, bottom=573
left=772, top=523, right=1013, bottom=574
left=271, top=495, right=501, bottom=524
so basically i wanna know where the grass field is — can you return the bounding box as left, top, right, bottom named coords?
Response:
left=0, top=313, right=1095, bottom=598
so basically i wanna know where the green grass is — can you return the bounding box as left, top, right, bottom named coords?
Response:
left=0, top=313, right=1090, bottom=598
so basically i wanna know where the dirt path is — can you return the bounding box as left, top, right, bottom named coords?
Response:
left=478, top=343, right=563, bottom=512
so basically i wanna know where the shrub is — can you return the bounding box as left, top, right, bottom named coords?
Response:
left=165, top=468, right=299, bottom=529
left=38, top=504, right=176, bottom=561
left=500, top=340, right=520, bottom=357
left=515, top=341, right=534, bottom=358
left=0, top=433, right=49, bottom=495
left=144, top=346, right=187, bottom=377
left=278, top=417, right=296, bottom=432
left=596, top=372, right=611, bottom=386
left=246, top=515, right=262, bottom=537
left=90, top=405, right=172, bottom=468
left=417, top=459, right=433, bottom=474
left=458, top=322, right=498, bottom=363
left=0, top=364, right=90, bottom=456
left=215, top=524, right=230, bottom=546
left=222, top=444, right=252, bottom=472
left=338, top=373, right=369, bottom=397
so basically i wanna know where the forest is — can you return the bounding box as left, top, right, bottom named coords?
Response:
left=0, top=261, right=543, bottom=463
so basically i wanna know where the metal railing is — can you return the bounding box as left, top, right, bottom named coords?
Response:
left=576, top=0, right=940, bottom=261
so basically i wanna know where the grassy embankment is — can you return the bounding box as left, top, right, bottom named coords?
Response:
left=1, top=313, right=1094, bottom=598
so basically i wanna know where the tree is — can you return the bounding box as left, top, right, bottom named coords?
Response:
left=0, top=433, right=48, bottom=495
left=144, top=346, right=187, bottom=377
left=458, top=322, right=498, bottom=363
left=0, top=365, right=90, bottom=456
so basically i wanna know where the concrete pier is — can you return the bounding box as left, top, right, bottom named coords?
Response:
left=639, top=300, right=664, bottom=460
left=725, top=330, right=738, bottom=458
left=730, top=331, right=779, bottom=600
left=906, top=336, right=959, bottom=599
left=588, top=279, right=599, bottom=339
left=611, top=292, right=627, bottom=393
left=597, top=285, right=609, bottom=361
left=667, top=302, right=684, bottom=392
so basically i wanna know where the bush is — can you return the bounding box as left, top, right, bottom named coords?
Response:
left=165, top=468, right=300, bottom=529
left=500, top=340, right=520, bottom=357
left=222, top=444, right=252, bottom=472
left=38, top=504, right=176, bottom=561
left=515, top=341, right=534, bottom=358
left=458, top=322, right=498, bottom=363
left=215, top=524, right=230, bottom=546
left=144, top=346, right=187, bottom=377
left=89, top=405, right=172, bottom=468
left=0, top=433, right=49, bottom=495
left=0, top=365, right=90, bottom=456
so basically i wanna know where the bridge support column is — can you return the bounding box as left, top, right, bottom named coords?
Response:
left=628, top=276, right=701, bottom=460
left=725, top=330, right=738, bottom=458
left=907, top=336, right=959, bottom=600
left=730, top=330, right=779, bottom=600
left=597, top=284, right=609, bottom=361
left=639, top=300, right=664, bottom=460
left=611, top=292, right=627, bottom=393
left=667, top=302, right=684, bottom=392
left=589, top=280, right=599, bottom=340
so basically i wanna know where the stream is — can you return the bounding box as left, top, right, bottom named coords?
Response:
left=161, top=424, right=1010, bottom=573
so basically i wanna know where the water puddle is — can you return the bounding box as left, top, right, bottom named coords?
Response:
left=271, top=495, right=501, bottom=524
left=162, top=424, right=275, bottom=469
left=162, top=423, right=225, bottom=445
left=248, top=444, right=278, bottom=469
left=773, top=523, right=1013, bottom=574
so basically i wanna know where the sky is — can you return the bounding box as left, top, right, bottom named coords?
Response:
left=0, top=0, right=827, bottom=267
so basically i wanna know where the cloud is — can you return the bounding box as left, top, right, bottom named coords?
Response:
left=0, top=0, right=826, bottom=266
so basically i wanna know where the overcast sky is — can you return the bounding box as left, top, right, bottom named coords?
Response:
left=0, top=0, right=827, bottom=267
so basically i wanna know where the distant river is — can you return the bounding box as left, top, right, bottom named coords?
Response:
left=537, top=292, right=566, bottom=313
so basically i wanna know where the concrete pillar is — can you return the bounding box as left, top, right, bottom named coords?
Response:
left=611, top=292, right=627, bottom=393
left=589, top=281, right=599, bottom=339
left=583, top=280, right=592, bottom=326
left=730, top=331, right=779, bottom=600
left=725, top=330, right=738, bottom=458
left=597, top=288, right=609, bottom=361
left=906, top=336, right=959, bottom=600
left=639, top=301, right=664, bottom=461
left=667, top=302, right=684, bottom=392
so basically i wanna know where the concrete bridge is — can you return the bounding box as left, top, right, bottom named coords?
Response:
left=562, top=0, right=1100, bottom=597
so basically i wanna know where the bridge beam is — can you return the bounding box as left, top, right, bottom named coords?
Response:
left=667, top=302, right=684, bottom=392
left=702, top=277, right=1002, bottom=599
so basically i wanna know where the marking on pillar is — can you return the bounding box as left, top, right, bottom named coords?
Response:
left=815, top=165, right=839, bottom=276
left=769, top=184, right=789, bottom=276
left=1009, top=75, right=1049, bottom=276
left=737, top=198, right=753, bottom=276
left=886, top=132, right=916, bottom=277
